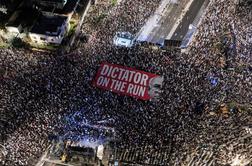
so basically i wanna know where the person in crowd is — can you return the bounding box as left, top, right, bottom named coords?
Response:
left=0, top=0, right=251, bottom=165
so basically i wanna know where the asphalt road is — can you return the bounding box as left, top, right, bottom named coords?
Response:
left=170, top=0, right=208, bottom=41
left=137, top=0, right=209, bottom=44
left=149, top=0, right=189, bottom=43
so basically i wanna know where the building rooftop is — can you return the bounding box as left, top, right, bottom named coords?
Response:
left=30, top=14, right=68, bottom=36
left=6, top=9, right=39, bottom=28
left=39, top=0, right=79, bottom=16
left=32, top=0, right=67, bottom=9
left=5, top=10, right=23, bottom=27
left=0, top=0, right=21, bottom=13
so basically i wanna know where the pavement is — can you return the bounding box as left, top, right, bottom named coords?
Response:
left=136, top=0, right=209, bottom=44
left=170, top=0, right=209, bottom=41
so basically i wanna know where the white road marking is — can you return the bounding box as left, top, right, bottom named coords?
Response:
left=166, top=0, right=195, bottom=39
left=136, top=0, right=171, bottom=41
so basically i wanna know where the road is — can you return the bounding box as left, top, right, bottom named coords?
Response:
left=136, top=0, right=209, bottom=44
left=170, top=0, right=208, bottom=41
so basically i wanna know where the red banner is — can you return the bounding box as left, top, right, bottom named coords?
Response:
left=93, top=62, right=164, bottom=100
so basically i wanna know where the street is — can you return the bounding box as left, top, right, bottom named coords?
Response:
left=137, top=0, right=210, bottom=44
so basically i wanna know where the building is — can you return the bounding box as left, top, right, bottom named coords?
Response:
left=39, top=0, right=79, bottom=17
left=2, top=0, right=85, bottom=46
left=5, top=8, right=39, bottom=34
left=28, top=0, right=80, bottom=45
left=29, top=14, right=69, bottom=44
left=5, top=8, right=39, bottom=33
left=5, top=10, right=23, bottom=33
left=32, top=0, right=67, bottom=9
left=0, top=0, right=8, bottom=14
left=0, top=0, right=21, bottom=14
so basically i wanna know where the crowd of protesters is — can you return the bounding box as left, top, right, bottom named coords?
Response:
left=0, top=0, right=251, bottom=165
